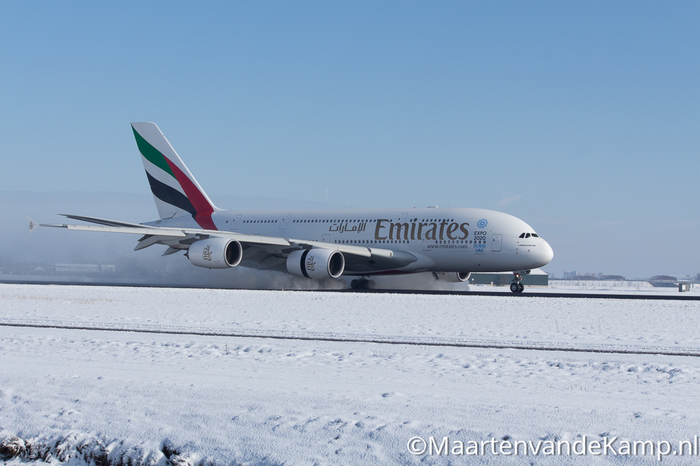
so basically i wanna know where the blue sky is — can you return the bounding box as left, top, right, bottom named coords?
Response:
left=1, top=1, right=698, bottom=278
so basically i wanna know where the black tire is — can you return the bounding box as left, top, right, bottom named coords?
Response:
left=518, top=282, right=525, bottom=293
left=350, top=279, right=359, bottom=290
left=510, top=283, right=519, bottom=293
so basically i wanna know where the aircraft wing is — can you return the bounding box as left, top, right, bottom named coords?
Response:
left=31, top=215, right=411, bottom=272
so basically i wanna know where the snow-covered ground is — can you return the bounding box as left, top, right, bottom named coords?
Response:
left=1, top=284, right=700, bottom=465
left=468, top=280, right=699, bottom=295
left=547, top=280, right=699, bottom=295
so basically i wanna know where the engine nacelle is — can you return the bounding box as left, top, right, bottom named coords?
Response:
left=434, top=271, right=471, bottom=282
left=286, top=249, right=345, bottom=279
left=189, top=238, right=243, bottom=269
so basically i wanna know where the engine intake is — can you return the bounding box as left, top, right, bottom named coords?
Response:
left=434, top=271, right=471, bottom=283
left=189, top=238, right=243, bottom=269
left=287, top=249, right=345, bottom=279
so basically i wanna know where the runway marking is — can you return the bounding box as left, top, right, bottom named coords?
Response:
left=1, top=319, right=699, bottom=358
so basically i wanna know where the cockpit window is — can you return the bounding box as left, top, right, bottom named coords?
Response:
left=525, top=233, right=531, bottom=238
left=531, top=233, right=539, bottom=238
left=519, top=233, right=525, bottom=238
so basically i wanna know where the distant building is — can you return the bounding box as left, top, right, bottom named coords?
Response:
left=55, top=264, right=116, bottom=274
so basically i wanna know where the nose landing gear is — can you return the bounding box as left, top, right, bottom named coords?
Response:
left=510, top=273, right=525, bottom=293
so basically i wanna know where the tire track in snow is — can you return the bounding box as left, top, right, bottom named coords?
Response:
left=1, top=318, right=699, bottom=358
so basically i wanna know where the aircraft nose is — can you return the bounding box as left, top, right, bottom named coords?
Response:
left=540, top=240, right=554, bottom=265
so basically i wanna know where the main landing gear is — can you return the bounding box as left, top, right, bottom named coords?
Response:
left=510, top=273, right=525, bottom=293
left=350, top=277, right=375, bottom=290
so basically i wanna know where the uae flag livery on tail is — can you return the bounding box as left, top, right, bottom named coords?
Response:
left=131, top=122, right=219, bottom=230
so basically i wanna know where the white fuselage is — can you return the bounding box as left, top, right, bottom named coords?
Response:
left=152, top=206, right=554, bottom=276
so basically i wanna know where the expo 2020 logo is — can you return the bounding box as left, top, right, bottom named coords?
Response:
left=477, top=219, right=488, bottom=229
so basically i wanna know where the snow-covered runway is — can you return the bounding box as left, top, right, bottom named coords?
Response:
left=2, top=284, right=700, bottom=464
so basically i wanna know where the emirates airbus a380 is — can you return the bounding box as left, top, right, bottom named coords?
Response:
left=29, top=122, right=553, bottom=292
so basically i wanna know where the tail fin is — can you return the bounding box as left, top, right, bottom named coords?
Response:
left=131, top=122, right=220, bottom=230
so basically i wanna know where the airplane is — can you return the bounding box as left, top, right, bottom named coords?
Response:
left=29, top=122, right=554, bottom=292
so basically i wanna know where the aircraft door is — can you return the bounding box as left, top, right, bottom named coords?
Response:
left=229, top=214, right=242, bottom=231
left=280, top=214, right=291, bottom=230
left=491, top=234, right=502, bottom=252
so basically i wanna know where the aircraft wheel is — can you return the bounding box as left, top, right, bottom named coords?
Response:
left=518, top=283, right=525, bottom=293
left=510, top=283, right=519, bottom=293
left=351, top=278, right=373, bottom=290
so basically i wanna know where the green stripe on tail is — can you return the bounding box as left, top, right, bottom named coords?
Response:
left=132, top=126, right=176, bottom=179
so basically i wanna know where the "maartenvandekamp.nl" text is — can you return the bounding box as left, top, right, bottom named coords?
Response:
left=407, top=435, right=700, bottom=462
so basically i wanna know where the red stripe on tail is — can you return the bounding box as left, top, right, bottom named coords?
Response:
left=164, top=158, right=217, bottom=230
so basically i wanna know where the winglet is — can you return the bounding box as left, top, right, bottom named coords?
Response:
left=26, top=217, right=39, bottom=234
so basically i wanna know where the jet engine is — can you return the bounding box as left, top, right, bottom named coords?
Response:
left=287, top=248, right=345, bottom=279
left=189, top=238, right=243, bottom=269
left=434, top=271, right=471, bottom=282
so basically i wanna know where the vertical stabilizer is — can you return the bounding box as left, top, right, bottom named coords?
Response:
left=131, top=122, right=220, bottom=230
